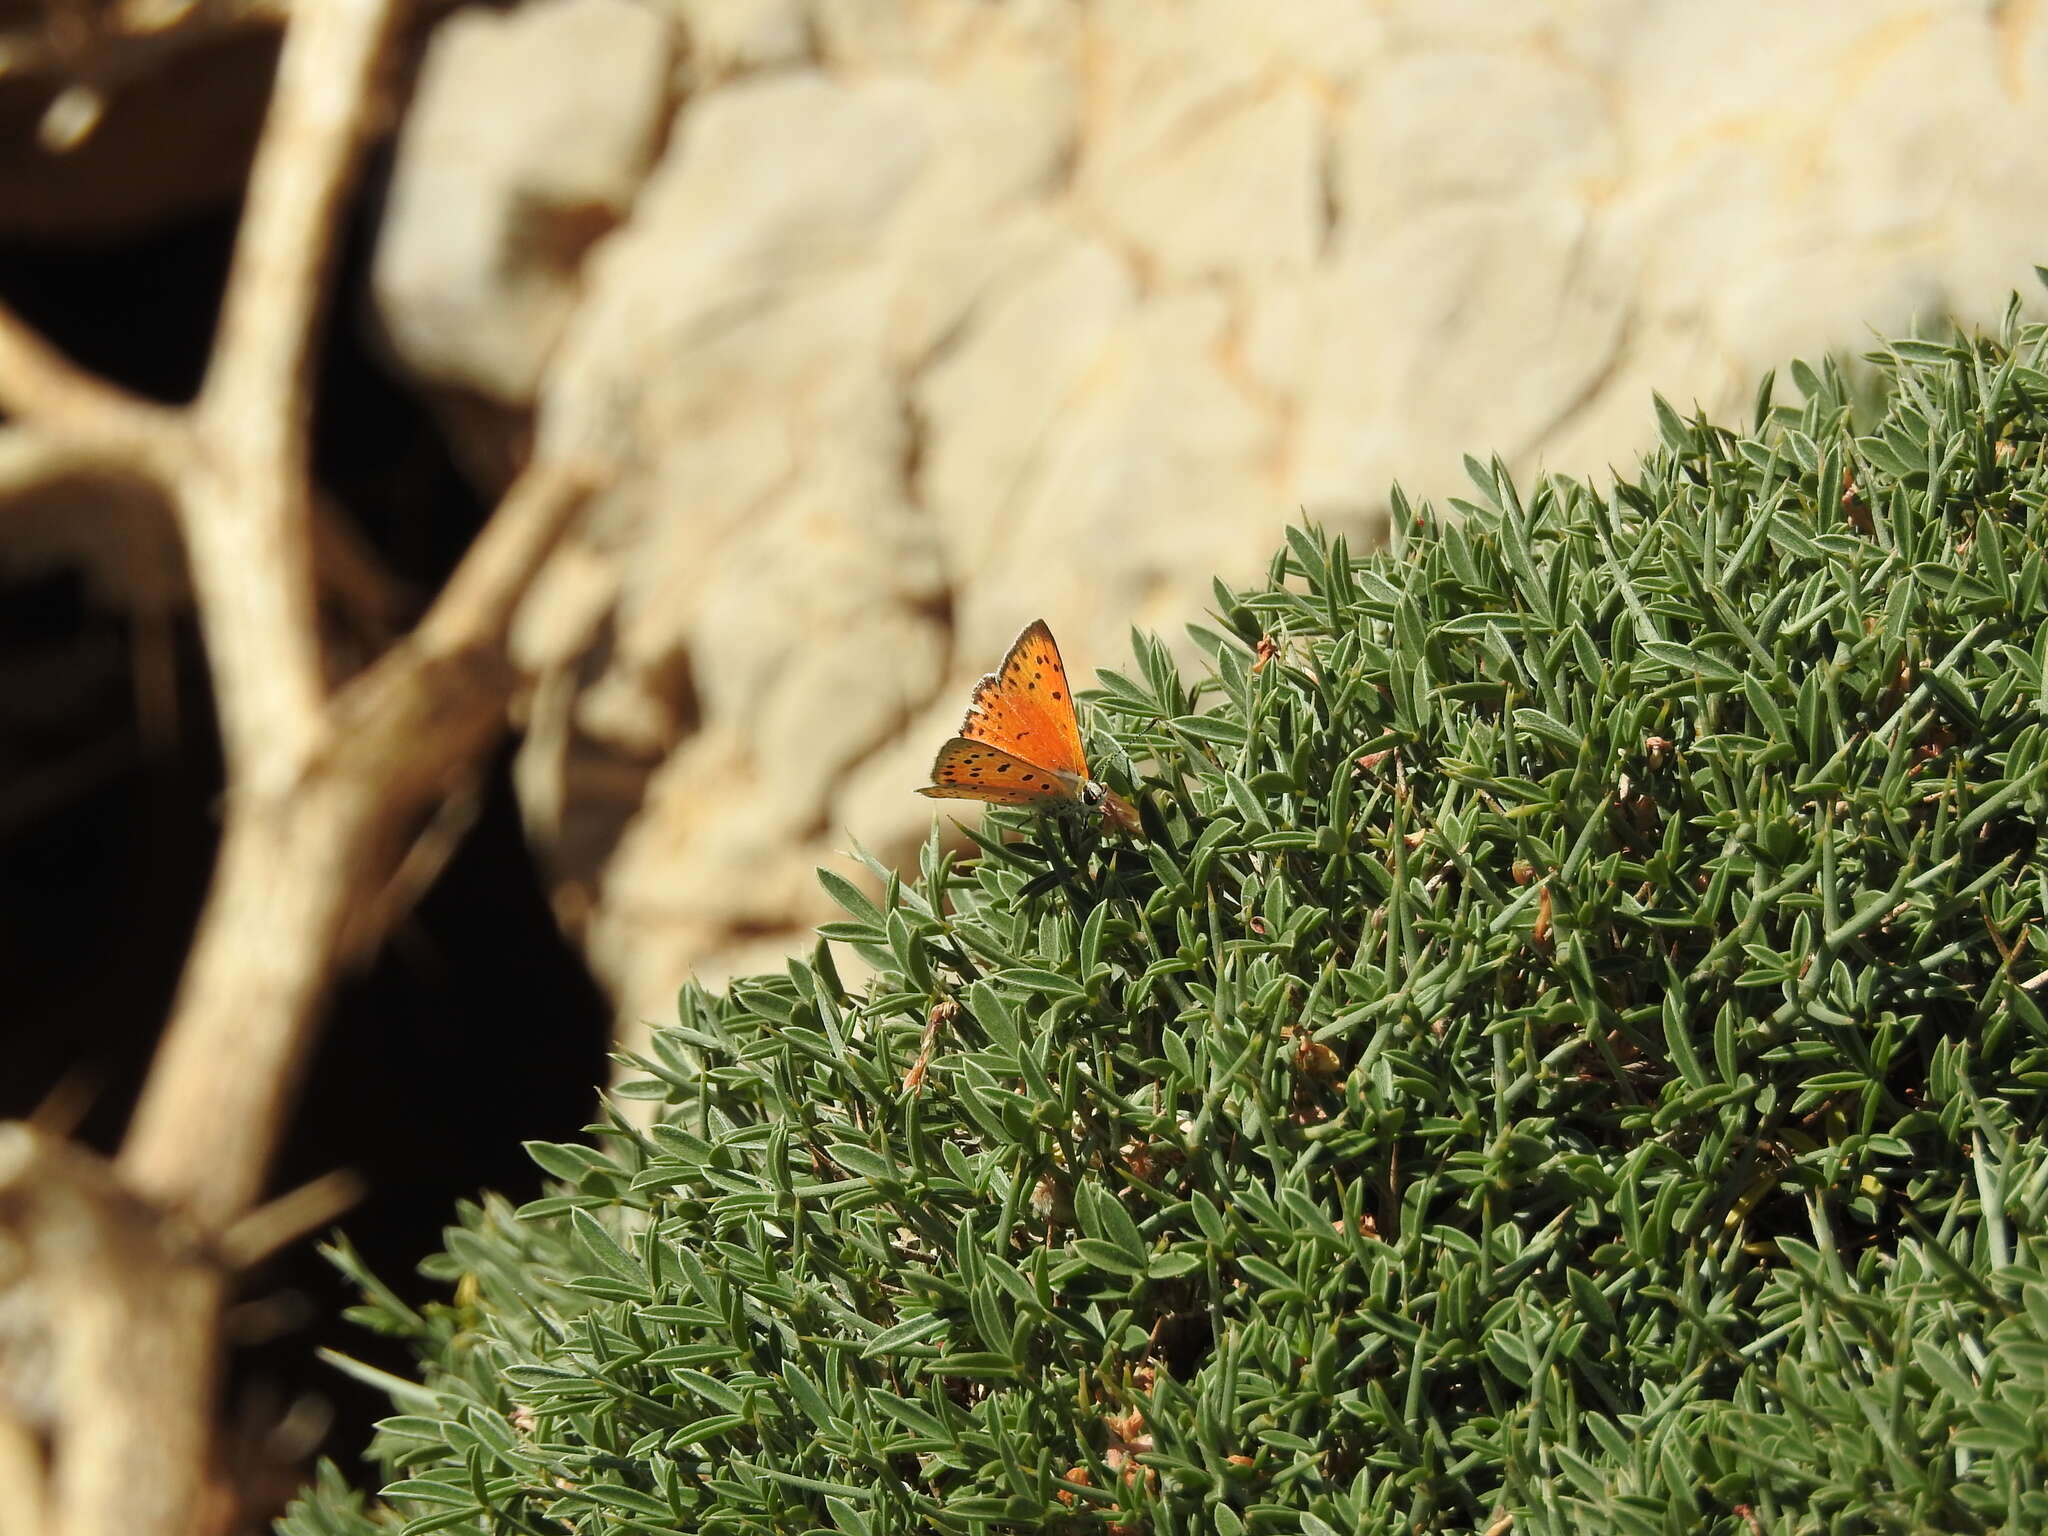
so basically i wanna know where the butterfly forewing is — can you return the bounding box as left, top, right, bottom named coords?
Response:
left=918, top=737, right=1078, bottom=806
left=957, top=619, right=1090, bottom=780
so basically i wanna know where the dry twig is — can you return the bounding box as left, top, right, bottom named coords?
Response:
left=0, top=0, right=603, bottom=1528
left=0, top=1127, right=217, bottom=1536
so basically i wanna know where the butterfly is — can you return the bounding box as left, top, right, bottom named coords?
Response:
left=919, top=619, right=1140, bottom=836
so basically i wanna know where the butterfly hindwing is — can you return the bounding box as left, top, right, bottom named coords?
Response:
left=917, top=737, right=1078, bottom=806
left=957, top=619, right=1090, bottom=780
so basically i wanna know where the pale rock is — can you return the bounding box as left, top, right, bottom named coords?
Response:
left=786, top=58, right=1080, bottom=371
left=1928, top=9, right=2048, bottom=325
left=1294, top=198, right=1631, bottom=516
left=807, top=0, right=924, bottom=66
left=1609, top=1, right=1939, bottom=173
left=373, top=0, right=673, bottom=404
left=1807, top=16, right=1990, bottom=245
left=1238, top=285, right=1312, bottom=413
left=886, top=210, right=1072, bottom=375
left=833, top=719, right=956, bottom=877
left=972, top=287, right=1279, bottom=652
left=684, top=479, right=944, bottom=818
left=576, top=73, right=930, bottom=331
left=1081, top=6, right=1269, bottom=192
left=1329, top=48, right=1616, bottom=250
left=913, top=236, right=1138, bottom=618
left=1598, top=6, right=1993, bottom=396
left=509, top=530, right=626, bottom=678
left=812, top=0, right=1078, bottom=71
left=1380, top=0, right=1637, bottom=54
left=1237, top=0, right=1391, bottom=82
left=1084, top=80, right=1325, bottom=284
left=671, top=0, right=811, bottom=79
left=883, top=67, right=1080, bottom=251
left=576, top=664, right=687, bottom=763
left=915, top=281, right=1280, bottom=742
left=2008, top=0, right=2048, bottom=102
left=1540, top=313, right=1746, bottom=480
left=521, top=71, right=977, bottom=1051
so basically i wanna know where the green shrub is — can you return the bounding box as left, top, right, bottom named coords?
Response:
left=285, top=306, right=2048, bottom=1536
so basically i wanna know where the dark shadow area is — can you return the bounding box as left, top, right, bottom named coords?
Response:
left=0, top=573, right=217, bottom=1153
left=0, top=178, right=612, bottom=1490
left=0, top=205, right=231, bottom=402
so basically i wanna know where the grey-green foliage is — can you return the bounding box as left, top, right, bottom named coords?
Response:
left=284, top=305, right=2048, bottom=1536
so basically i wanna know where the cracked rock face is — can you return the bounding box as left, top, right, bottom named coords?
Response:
left=376, top=0, right=2048, bottom=1049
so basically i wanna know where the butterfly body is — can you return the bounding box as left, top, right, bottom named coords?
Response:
left=919, top=620, right=1140, bottom=837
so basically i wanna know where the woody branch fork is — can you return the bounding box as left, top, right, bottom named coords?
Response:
left=0, top=0, right=599, bottom=1530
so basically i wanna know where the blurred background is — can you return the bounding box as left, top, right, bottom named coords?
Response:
left=5, top=0, right=2047, bottom=1504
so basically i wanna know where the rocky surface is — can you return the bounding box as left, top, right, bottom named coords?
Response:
left=374, top=0, right=2048, bottom=1050
left=374, top=0, right=675, bottom=406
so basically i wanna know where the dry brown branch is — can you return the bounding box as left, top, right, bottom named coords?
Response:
left=0, top=305, right=186, bottom=477
left=122, top=457, right=597, bottom=1228
left=0, top=1414, right=48, bottom=1536
left=0, top=423, right=144, bottom=495
left=217, top=1170, right=365, bottom=1272
left=182, top=0, right=405, bottom=793
left=0, top=0, right=606, bottom=1526
left=0, top=1127, right=218, bottom=1536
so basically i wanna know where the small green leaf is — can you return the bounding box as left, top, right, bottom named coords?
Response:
left=1640, top=640, right=1744, bottom=684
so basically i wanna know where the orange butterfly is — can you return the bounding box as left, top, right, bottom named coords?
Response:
left=919, top=619, right=1140, bottom=837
